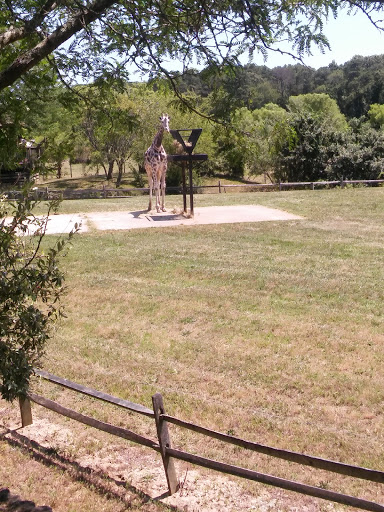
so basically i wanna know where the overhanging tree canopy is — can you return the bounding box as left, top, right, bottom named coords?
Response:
left=1, top=1, right=384, bottom=92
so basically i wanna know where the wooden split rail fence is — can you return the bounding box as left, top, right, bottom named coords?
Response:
left=3, top=179, right=384, bottom=200
left=18, top=370, right=384, bottom=511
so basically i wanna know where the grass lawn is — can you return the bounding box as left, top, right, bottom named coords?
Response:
left=1, top=187, right=384, bottom=511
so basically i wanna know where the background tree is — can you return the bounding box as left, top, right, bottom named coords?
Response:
left=277, top=106, right=384, bottom=183
left=213, top=103, right=290, bottom=179
left=274, top=93, right=349, bottom=182
left=326, top=120, right=384, bottom=180
left=80, top=84, right=138, bottom=181
left=276, top=113, right=340, bottom=182
left=272, top=64, right=315, bottom=106
left=337, top=55, right=384, bottom=118
left=0, top=63, right=57, bottom=169
left=175, top=55, right=384, bottom=124
left=0, top=2, right=383, bottom=136
left=368, top=103, right=384, bottom=130
left=249, top=103, right=292, bottom=180
left=287, top=93, right=348, bottom=132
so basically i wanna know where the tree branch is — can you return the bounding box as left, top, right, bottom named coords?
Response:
left=0, top=0, right=118, bottom=91
left=0, top=1, right=58, bottom=50
left=346, top=0, right=384, bottom=30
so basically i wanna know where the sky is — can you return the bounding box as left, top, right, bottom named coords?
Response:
left=260, top=7, right=384, bottom=69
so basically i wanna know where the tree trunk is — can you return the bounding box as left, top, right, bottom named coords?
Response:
left=116, top=160, right=124, bottom=187
left=56, top=161, right=62, bottom=179
left=106, top=160, right=114, bottom=181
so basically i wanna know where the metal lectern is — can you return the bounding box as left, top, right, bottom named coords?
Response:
left=168, top=128, right=208, bottom=218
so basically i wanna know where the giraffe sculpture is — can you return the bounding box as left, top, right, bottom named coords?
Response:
left=144, top=114, right=170, bottom=212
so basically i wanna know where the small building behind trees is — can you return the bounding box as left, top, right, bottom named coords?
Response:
left=0, top=138, right=45, bottom=185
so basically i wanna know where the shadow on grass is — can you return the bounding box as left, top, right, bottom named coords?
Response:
left=1, top=427, right=178, bottom=511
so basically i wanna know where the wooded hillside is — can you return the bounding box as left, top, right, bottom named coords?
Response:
left=174, top=54, right=384, bottom=119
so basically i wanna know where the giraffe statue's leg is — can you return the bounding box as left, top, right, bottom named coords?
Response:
left=156, top=184, right=161, bottom=213
left=148, top=179, right=153, bottom=211
left=155, top=167, right=164, bottom=213
left=145, top=159, right=153, bottom=212
left=160, top=169, right=166, bottom=212
left=153, top=171, right=161, bottom=213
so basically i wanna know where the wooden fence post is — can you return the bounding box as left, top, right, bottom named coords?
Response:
left=19, top=396, right=33, bottom=427
left=152, top=393, right=179, bottom=495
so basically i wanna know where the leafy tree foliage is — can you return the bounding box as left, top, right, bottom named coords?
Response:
left=205, top=65, right=281, bottom=121
left=175, top=54, right=384, bottom=122
left=3, top=0, right=381, bottom=92
left=214, top=103, right=290, bottom=178
left=79, top=83, right=139, bottom=182
left=326, top=122, right=384, bottom=180
left=214, top=123, right=249, bottom=177
left=29, top=89, right=82, bottom=178
left=0, top=68, right=57, bottom=170
left=250, top=103, right=292, bottom=179
left=271, top=64, right=315, bottom=106
left=368, top=103, right=384, bottom=129
left=276, top=111, right=384, bottom=183
left=0, top=190, right=78, bottom=401
left=276, top=114, right=335, bottom=182
left=287, top=93, right=348, bottom=132
left=337, top=55, right=384, bottom=118
left=0, top=1, right=384, bottom=176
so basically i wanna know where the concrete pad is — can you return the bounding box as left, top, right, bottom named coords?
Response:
left=190, top=205, right=302, bottom=225
left=44, top=214, right=87, bottom=234
left=6, top=205, right=301, bottom=234
left=3, top=214, right=86, bottom=235
left=86, top=205, right=302, bottom=231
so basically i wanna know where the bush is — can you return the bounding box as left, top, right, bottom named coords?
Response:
left=276, top=114, right=384, bottom=183
left=276, top=114, right=334, bottom=182
left=326, top=124, right=384, bottom=180
left=0, top=189, right=78, bottom=401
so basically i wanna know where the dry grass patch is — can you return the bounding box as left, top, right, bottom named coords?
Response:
left=0, top=430, right=167, bottom=511
left=2, top=187, right=384, bottom=510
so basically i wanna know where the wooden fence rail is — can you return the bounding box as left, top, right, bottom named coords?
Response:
left=162, top=414, right=384, bottom=483
left=3, top=179, right=384, bottom=200
left=18, top=370, right=384, bottom=511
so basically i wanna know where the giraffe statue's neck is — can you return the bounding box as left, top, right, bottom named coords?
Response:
left=152, top=126, right=164, bottom=149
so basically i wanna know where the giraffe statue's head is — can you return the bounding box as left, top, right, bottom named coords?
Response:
left=159, top=113, right=170, bottom=133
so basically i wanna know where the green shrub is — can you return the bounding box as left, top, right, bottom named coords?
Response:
left=0, top=188, right=78, bottom=401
